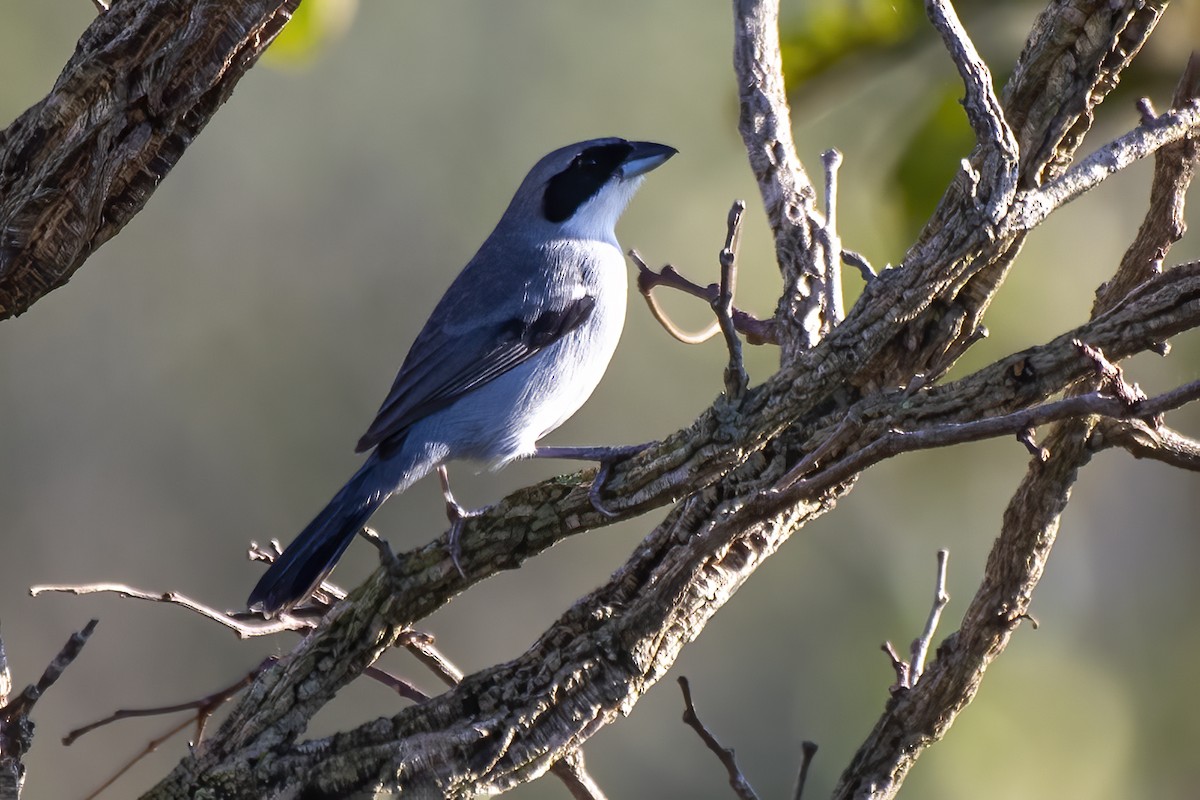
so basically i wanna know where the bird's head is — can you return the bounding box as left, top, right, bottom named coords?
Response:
left=500, top=138, right=676, bottom=245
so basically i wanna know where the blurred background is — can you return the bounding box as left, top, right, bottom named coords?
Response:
left=2, top=1, right=1200, bottom=797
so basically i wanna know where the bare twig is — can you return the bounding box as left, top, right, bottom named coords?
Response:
left=64, top=658, right=273, bottom=747
left=0, top=620, right=98, bottom=721
left=776, top=414, right=862, bottom=489
left=678, top=677, right=760, bottom=800
left=634, top=250, right=722, bottom=345
left=1095, top=51, right=1200, bottom=314
left=841, top=248, right=877, bottom=281
left=880, top=641, right=910, bottom=692
left=548, top=750, right=608, bottom=800
left=909, top=550, right=950, bottom=683
left=398, top=630, right=464, bottom=688
left=1017, top=428, right=1050, bottom=462
left=733, top=0, right=828, bottom=353
left=29, top=583, right=301, bottom=638
left=793, top=740, right=818, bottom=800
left=819, top=149, right=845, bottom=329
left=632, top=243, right=777, bottom=347
left=82, top=716, right=193, bottom=800
left=361, top=667, right=428, bottom=704
left=714, top=201, right=750, bottom=399
left=1, top=620, right=99, bottom=800
left=0, top=626, right=9, bottom=707
left=1014, top=102, right=1200, bottom=233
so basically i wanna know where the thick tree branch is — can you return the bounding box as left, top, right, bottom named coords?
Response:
left=1098, top=419, right=1200, bottom=470
left=0, top=0, right=300, bottom=319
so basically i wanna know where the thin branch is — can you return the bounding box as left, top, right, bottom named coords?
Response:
left=82, top=715, right=194, bottom=800
left=398, top=630, right=464, bottom=688
left=678, top=677, right=760, bottom=800
left=926, top=0, right=1019, bottom=222
left=632, top=247, right=777, bottom=346
left=634, top=251, right=722, bottom=344
left=714, top=200, right=749, bottom=399
left=0, top=620, right=98, bottom=721
left=548, top=751, right=608, bottom=800
left=1095, top=51, right=1200, bottom=314
left=63, top=658, right=272, bottom=746
left=793, top=741, right=818, bottom=800
left=880, top=641, right=910, bottom=692
left=0, top=626, right=9, bottom=708
left=775, top=377, right=1200, bottom=506
left=1014, top=102, right=1200, bottom=232
left=1, top=620, right=98, bottom=800
left=819, top=149, right=845, bottom=329
left=841, top=248, right=877, bottom=281
left=29, top=583, right=300, bottom=638
left=1017, top=427, right=1050, bottom=462
left=910, top=549, right=950, bottom=683
left=362, top=667, right=429, bottom=704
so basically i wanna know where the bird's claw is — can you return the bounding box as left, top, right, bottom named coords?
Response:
left=444, top=501, right=486, bottom=579
left=586, top=442, right=652, bottom=518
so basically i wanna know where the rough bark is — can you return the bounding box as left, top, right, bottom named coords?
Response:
left=3, top=0, right=1198, bottom=798
left=0, top=0, right=299, bottom=319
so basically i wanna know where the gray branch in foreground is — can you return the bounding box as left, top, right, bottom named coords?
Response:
left=0, top=0, right=299, bottom=320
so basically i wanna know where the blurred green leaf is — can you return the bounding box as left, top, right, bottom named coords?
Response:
left=780, top=0, right=921, bottom=84
left=264, top=0, right=358, bottom=69
left=890, top=82, right=974, bottom=237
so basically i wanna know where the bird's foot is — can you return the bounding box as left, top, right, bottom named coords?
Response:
left=437, top=465, right=488, bottom=578
left=533, top=443, right=654, bottom=518
left=444, top=499, right=487, bottom=578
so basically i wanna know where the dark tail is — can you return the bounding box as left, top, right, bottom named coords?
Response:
left=248, top=457, right=391, bottom=615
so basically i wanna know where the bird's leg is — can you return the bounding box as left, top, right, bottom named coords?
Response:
left=532, top=443, right=652, bottom=518
left=437, top=465, right=482, bottom=578
left=358, top=526, right=401, bottom=572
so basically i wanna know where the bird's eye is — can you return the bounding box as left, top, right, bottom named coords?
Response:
left=543, top=142, right=633, bottom=222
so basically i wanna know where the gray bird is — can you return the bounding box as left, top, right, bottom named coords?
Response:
left=248, top=137, right=676, bottom=614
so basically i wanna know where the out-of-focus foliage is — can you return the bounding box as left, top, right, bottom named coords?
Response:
left=890, top=82, right=975, bottom=236
left=263, top=0, right=358, bottom=69
left=779, top=0, right=921, bottom=85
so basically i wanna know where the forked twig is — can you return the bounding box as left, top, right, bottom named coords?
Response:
left=678, top=676, right=760, bottom=800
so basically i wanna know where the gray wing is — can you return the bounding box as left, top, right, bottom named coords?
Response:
left=355, top=261, right=594, bottom=454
